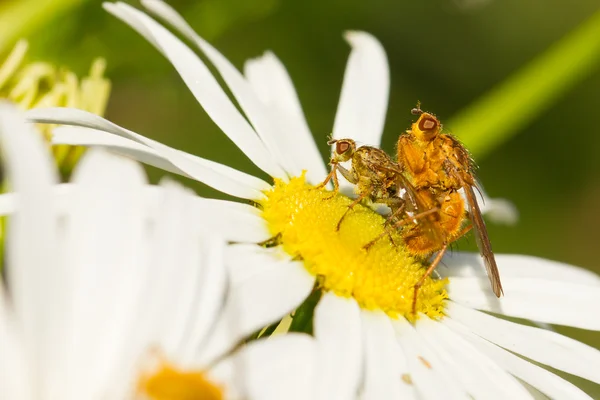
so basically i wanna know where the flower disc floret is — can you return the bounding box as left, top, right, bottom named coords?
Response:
left=140, top=363, right=223, bottom=400
left=261, top=175, right=448, bottom=319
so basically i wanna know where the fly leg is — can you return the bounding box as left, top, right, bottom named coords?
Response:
left=319, top=159, right=363, bottom=230
left=411, top=223, right=473, bottom=314
left=412, top=243, right=448, bottom=315
left=316, top=166, right=336, bottom=189
left=383, top=200, right=405, bottom=245
left=316, top=163, right=339, bottom=199
left=317, top=163, right=346, bottom=200
left=318, top=162, right=357, bottom=200
left=384, top=200, right=406, bottom=226
left=336, top=191, right=368, bottom=231
left=363, top=207, right=439, bottom=250
left=454, top=223, right=473, bottom=240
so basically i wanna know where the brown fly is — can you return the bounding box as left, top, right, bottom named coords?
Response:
left=318, top=138, right=436, bottom=232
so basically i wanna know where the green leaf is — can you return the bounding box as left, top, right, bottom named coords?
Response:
left=447, top=9, right=600, bottom=158
left=288, top=288, right=322, bottom=334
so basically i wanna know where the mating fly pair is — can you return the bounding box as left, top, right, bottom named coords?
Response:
left=320, top=106, right=503, bottom=313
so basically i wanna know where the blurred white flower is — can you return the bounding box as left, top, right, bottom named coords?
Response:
left=0, top=103, right=315, bottom=400
left=25, top=2, right=600, bottom=399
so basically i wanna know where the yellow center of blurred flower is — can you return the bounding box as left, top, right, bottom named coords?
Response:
left=140, top=363, right=223, bottom=400
left=261, top=174, right=448, bottom=320
left=0, top=40, right=111, bottom=176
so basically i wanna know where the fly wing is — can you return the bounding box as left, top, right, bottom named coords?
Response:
left=443, top=135, right=503, bottom=296
left=362, top=147, right=441, bottom=241
left=393, top=168, right=443, bottom=244
left=463, top=184, right=504, bottom=297
left=394, top=172, right=419, bottom=209
left=365, top=150, right=424, bottom=212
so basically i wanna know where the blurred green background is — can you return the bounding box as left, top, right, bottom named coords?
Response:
left=2, top=0, right=599, bottom=396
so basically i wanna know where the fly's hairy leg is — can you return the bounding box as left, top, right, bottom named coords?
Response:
left=375, top=197, right=408, bottom=245
left=382, top=199, right=406, bottom=245
left=384, top=200, right=406, bottom=226
left=412, top=243, right=448, bottom=315
left=316, top=163, right=338, bottom=189
left=317, top=163, right=344, bottom=200
left=363, top=207, right=440, bottom=250
left=454, top=222, right=473, bottom=240
left=336, top=191, right=369, bottom=231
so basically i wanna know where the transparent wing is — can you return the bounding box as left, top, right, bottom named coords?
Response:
left=463, top=183, right=504, bottom=297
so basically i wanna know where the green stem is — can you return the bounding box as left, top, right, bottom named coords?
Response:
left=447, top=8, right=600, bottom=158
left=288, top=288, right=322, bottom=334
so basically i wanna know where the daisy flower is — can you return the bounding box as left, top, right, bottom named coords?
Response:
left=0, top=103, right=315, bottom=400
left=26, top=1, right=600, bottom=398
left=0, top=39, right=110, bottom=174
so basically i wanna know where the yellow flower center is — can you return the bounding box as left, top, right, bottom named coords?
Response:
left=0, top=40, right=111, bottom=175
left=260, top=174, right=447, bottom=320
left=140, top=363, right=223, bottom=400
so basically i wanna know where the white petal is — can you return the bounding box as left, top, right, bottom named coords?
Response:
left=54, top=125, right=270, bottom=200
left=143, top=0, right=328, bottom=185
left=0, top=187, right=72, bottom=221
left=104, top=2, right=287, bottom=179
left=28, top=108, right=270, bottom=199
left=225, top=245, right=284, bottom=286
left=209, top=334, right=316, bottom=400
left=332, top=31, right=389, bottom=148
left=193, top=198, right=271, bottom=243
left=392, top=318, right=469, bottom=400
left=1, top=186, right=268, bottom=247
left=101, top=180, right=227, bottom=396
left=446, top=301, right=600, bottom=385
left=176, top=234, right=228, bottom=366
left=444, top=318, right=594, bottom=400
left=0, top=286, right=32, bottom=399
left=96, top=179, right=197, bottom=397
left=143, top=180, right=207, bottom=356
left=142, top=0, right=320, bottom=182
left=440, top=252, right=600, bottom=285
left=479, top=197, right=518, bottom=225
left=313, top=292, right=362, bottom=400
left=62, top=150, right=149, bottom=397
left=244, top=51, right=328, bottom=185
left=361, top=310, right=413, bottom=400
left=464, top=183, right=519, bottom=225
left=448, top=277, right=600, bottom=329
left=52, top=126, right=186, bottom=175
left=197, top=245, right=314, bottom=364
left=0, top=103, right=63, bottom=396
left=0, top=192, right=16, bottom=215
left=0, top=184, right=146, bottom=219
left=415, top=317, right=531, bottom=400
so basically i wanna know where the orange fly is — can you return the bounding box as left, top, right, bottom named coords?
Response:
left=391, top=105, right=504, bottom=312
left=321, top=108, right=501, bottom=315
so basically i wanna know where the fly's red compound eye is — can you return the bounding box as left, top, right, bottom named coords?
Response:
left=419, top=116, right=439, bottom=131
left=337, top=141, right=351, bottom=154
